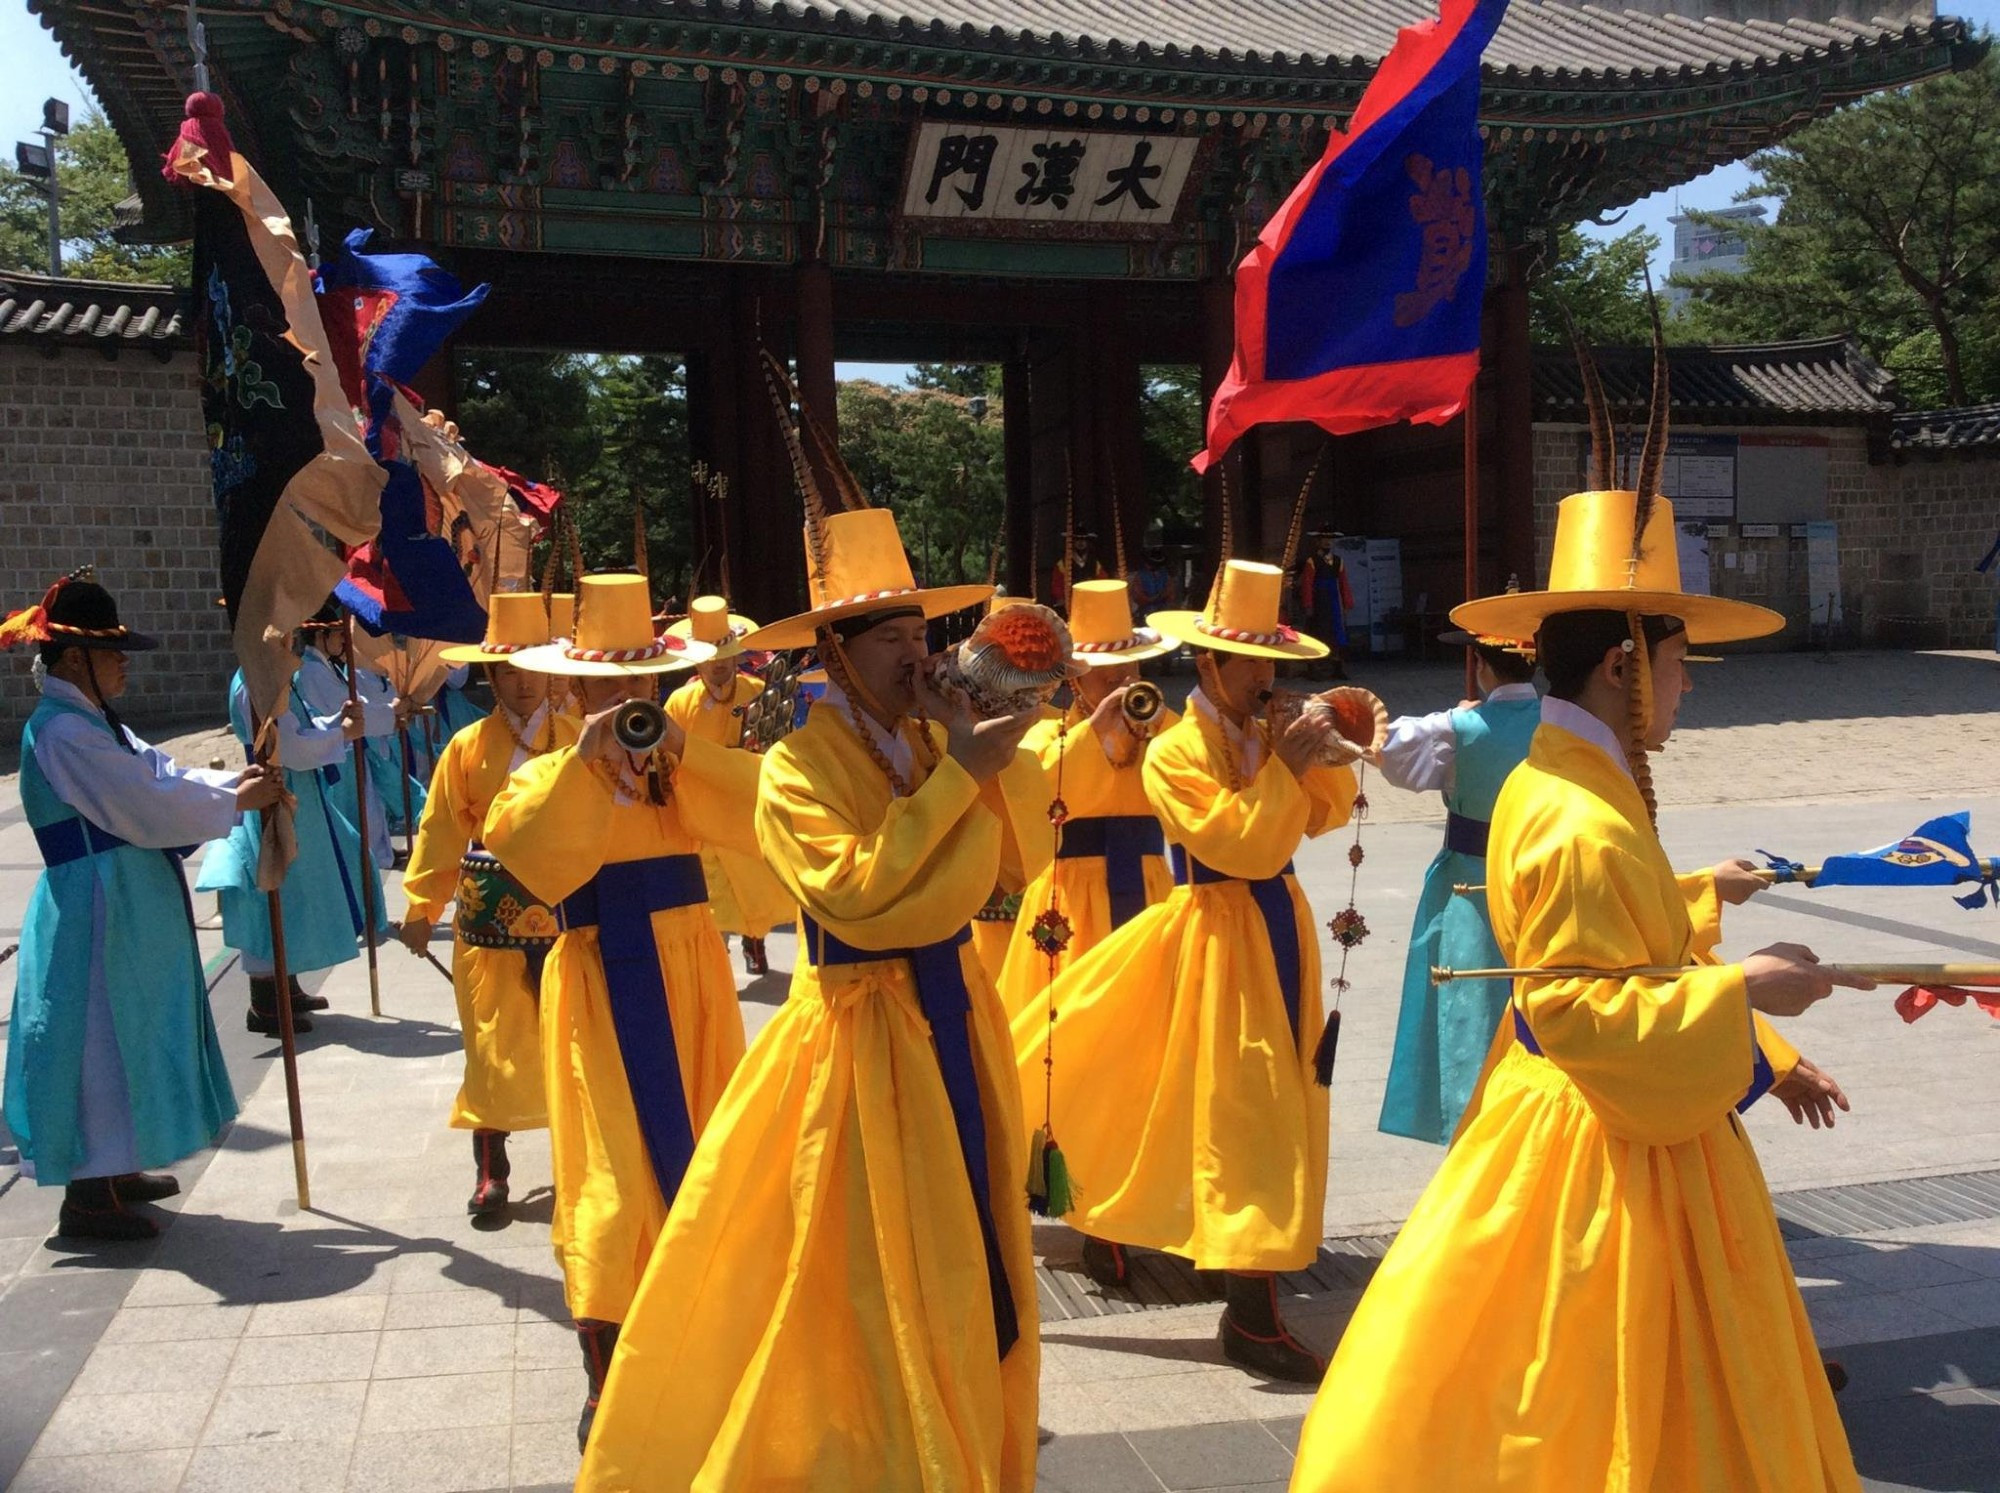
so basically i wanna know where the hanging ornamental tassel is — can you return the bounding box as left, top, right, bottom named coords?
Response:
left=1318, top=766, right=1373, bottom=1087
left=1027, top=714, right=1079, bottom=1218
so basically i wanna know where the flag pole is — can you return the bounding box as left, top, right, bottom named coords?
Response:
left=251, top=718, right=311, bottom=1210
left=1463, top=376, right=1480, bottom=697
left=398, top=722, right=417, bottom=861
left=342, top=616, right=384, bottom=1016
left=1433, top=962, right=2000, bottom=987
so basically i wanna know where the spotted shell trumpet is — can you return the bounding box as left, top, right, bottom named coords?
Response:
left=1267, top=685, right=1390, bottom=767
left=930, top=602, right=1082, bottom=716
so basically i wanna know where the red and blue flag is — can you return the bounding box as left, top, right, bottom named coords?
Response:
left=1196, top=0, right=1508, bottom=470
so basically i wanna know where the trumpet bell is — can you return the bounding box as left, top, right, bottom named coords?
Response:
left=1121, top=680, right=1165, bottom=728
left=612, top=698, right=668, bottom=752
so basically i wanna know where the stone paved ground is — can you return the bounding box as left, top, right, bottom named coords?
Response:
left=0, top=649, right=1995, bottom=1492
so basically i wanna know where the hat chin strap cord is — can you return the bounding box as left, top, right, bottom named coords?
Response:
left=81, top=651, right=138, bottom=756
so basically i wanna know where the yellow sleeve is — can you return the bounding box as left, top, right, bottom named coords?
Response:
left=400, top=731, right=481, bottom=923
left=1511, top=832, right=1758, bottom=1147
left=669, top=735, right=763, bottom=857
left=1143, top=730, right=1307, bottom=881
left=1299, top=762, right=1359, bottom=838
left=481, top=748, right=615, bottom=907
left=981, top=742, right=1055, bottom=895
left=1677, top=870, right=1725, bottom=961
left=1753, top=1013, right=1801, bottom=1088
left=755, top=741, right=998, bottom=950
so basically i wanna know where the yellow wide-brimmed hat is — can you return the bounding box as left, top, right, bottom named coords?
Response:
left=512, top=574, right=713, bottom=677
left=1150, top=560, right=1328, bottom=661
left=741, top=509, right=992, bottom=651
left=1068, top=579, right=1179, bottom=667
left=666, top=595, right=759, bottom=662
left=1452, top=491, right=1781, bottom=646
left=547, top=592, right=575, bottom=641
left=439, top=592, right=552, bottom=666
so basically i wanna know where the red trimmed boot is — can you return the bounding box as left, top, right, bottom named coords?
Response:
left=468, top=1130, right=511, bottom=1215
left=1080, top=1235, right=1131, bottom=1290
left=112, top=1172, right=180, bottom=1203
left=576, top=1318, right=620, bottom=1452
left=742, top=936, right=769, bottom=976
left=247, top=976, right=311, bottom=1037
left=58, top=1177, right=158, bottom=1242
left=1220, top=1272, right=1325, bottom=1384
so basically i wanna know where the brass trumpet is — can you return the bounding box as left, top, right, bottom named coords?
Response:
left=1120, top=679, right=1165, bottom=734
left=612, top=698, right=669, bottom=752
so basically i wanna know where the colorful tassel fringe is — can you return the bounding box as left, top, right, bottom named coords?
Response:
left=1027, top=1125, right=1074, bottom=1218
left=1313, top=1008, right=1342, bottom=1088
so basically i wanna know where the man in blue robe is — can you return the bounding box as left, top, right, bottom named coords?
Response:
left=2, top=571, right=279, bottom=1239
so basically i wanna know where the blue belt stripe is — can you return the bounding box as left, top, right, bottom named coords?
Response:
left=1054, top=815, right=1166, bottom=930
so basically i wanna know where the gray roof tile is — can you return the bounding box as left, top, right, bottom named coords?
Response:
left=0, top=271, right=187, bottom=353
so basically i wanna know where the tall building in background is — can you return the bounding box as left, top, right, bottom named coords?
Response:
left=1667, top=203, right=1767, bottom=311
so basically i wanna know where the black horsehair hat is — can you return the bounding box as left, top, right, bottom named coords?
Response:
left=0, top=567, right=159, bottom=653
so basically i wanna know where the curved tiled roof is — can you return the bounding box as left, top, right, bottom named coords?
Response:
left=1891, top=403, right=2000, bottom=453
left=0, top=271, right=188, bottom=355
left=1534, top=336, right=1897, bottom=420
left=715, top=1, right=1963, bottom=82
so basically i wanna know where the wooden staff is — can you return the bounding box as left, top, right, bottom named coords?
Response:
left=1433, top=962, right=2000, bottom=987
left=397, top=724, right=417, bottom=861
left=1455, top=861, right=2000, bottom=898
left=251, top=717, right=311, bottom=1209
left=342, top=616, right=383, bottom=1017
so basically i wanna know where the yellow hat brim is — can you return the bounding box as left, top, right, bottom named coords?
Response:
left=1146, top=610, right=1330, bottom=662
left=741, top=584, right=995, bottom=652
left=665, top=612, right=760, bottom=662
left=1071, top=625, right=1181, bottom=667
left=1450, top=589, right=1784, bottom=647
left=437, top=642, right=543, bottom=666
left=507, top=638, right=714, bottom=677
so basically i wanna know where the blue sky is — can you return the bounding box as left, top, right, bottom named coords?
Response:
left=10, top=0, right=1996, bottom=384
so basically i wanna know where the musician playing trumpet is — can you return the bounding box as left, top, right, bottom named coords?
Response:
left=1011, top=558, right=1362, bottom=1383
left=996, top=579, right=1183, bottom=1018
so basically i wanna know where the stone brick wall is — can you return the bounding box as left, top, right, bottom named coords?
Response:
left=1531, top=421, right=2000, bottom=650
left=0, top=344, right=234, bottom=738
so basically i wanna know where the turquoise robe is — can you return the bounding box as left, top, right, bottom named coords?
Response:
left=1378, top=692, right=1542, bottom=1144
left=196, top=672, right=385, bottom=975
left=5, top=693, right=238, bottom=1184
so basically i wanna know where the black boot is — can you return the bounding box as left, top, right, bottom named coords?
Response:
left=1826, top=1360, right=1848, bottom=1395
left=1220, top=1272, right=1324, bottom=1384
left=58, top=1177, right=158, bottom=1241
left=576, top=1318, right=620, bottom=1452
left=288, top=975, right=330, bottom=1013
left=468, top=1130, right=511, bottom=1216
left=1080, top=1235, right=1131, bottom=1290
left=247, top=976, right=312, bottom=1036
left=742, top=937, right=769, bottom=976
left=112, top=1172, right=180, bottom=1203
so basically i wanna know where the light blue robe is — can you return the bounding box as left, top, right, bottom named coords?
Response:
left=195, top=671, right=385, bottom=975
left=1377, top=691, right=1542, bottom=1145
left=5, top=689, right=238, bottom=1184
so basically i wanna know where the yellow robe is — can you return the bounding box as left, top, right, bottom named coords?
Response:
left=968, top=704, right=1061, bottom=984
left=1292, top=723, right=1851, bottom=1493
left=483, top=737, right=759, bottom=1326
left=401, top=708, right=579, bottom=1132
left=579, top=704, right=1050, bottom=1492
left=665, top=675, right=795, bottom=940
left=1013, top=708, right=1356, bottom=1272
left=995, top=702, right=1179, bottom=1021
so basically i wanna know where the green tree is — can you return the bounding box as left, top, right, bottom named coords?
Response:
left=1528, top=223, right=1662, bottom=346
left=838, top=381, right=1005, bottom=586
left=1681, top=51, right=2000, bottom=407
left=908, top=362, right=1002, bottom=398
left=0, top=113, right=188, bottom=284
left=1139, top=365, right=1204, bottom=540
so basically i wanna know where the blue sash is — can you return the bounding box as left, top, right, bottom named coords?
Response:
left=1444, top=811, right=1489, bottom=858
left=1171, top=847, right=1302, bottom=1043
left=34, top=818, right=131, bottom=866
left=1512, top=1004, right=1775, bottom=1113
left=798, top=913, right=1019, bottom=1361
left=1056, top=815, right=1166, bottom=930
left=558, top=853, right=709, bottom=1205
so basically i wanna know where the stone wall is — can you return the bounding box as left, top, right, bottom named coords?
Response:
left=1531, top=422, right=2000, bottom=650
left=0, top=344, right=234, bottom=738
